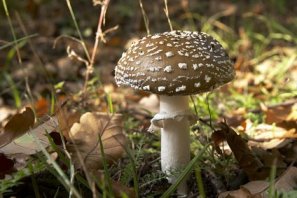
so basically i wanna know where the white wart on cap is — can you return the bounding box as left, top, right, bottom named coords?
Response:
left=115, top=30, right=235, bottom=96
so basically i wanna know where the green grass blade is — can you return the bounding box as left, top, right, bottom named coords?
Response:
left=195, top=166, right=205, bottom=198
left=65, top=0, right=90, bottom=61
left=98, top=132, right=115, bottom=197
left=32, top=134, right=82, bottom=198
left=0, top=34, right=38, bottom=50
left=106, top=93, right=114, bottom=114
left=3, top=72, right=21, bottom=108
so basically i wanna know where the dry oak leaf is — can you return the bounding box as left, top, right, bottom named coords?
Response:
left=0, top=107, right=35, bottom=147
left=67, top=112, right=126, bottom=171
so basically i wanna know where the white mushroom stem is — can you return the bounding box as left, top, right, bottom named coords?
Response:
left=159, top=95, right=190, bottom=194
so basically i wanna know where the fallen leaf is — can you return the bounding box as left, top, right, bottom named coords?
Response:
left=247, top=124, right=295, bottom=149
left=219, top=167, right=297, bottom=198
left=275, top=166, right=297, bottom=192
left=251, top=147, right=286, bottom=175
left=219, top=180, right=268, bottom=198
left=264, top=101, right=297, bottom=131
left=0, top=107, right=35, bottom=147
left=264, top=101, right=295, bottom=123
left=216, top=123, right=266, bottom=180
left=219, top=185, right=256, bottom=198
left=67, top=112, right=127, bottom=171
left=211, top=130, right=226, bottom=155
left=0, top=117, right=58, bottom=155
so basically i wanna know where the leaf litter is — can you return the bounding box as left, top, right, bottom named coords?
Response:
left=0, top=104, right=132, bottom=196
left=213, top=115, right=297, bottom=197
left=66, top=112, right=127, bottom=171
left=219, top=167, right=297, bottom=198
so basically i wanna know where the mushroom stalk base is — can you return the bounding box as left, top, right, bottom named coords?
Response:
left=159, top=95, right=190, bottom=195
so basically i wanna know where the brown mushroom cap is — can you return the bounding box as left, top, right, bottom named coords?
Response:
left=115, top=30, right=235, bottom=96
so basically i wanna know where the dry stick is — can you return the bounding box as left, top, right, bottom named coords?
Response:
left=84, top=0, right=111, bottom=97
left=139, top=0, right=150, bottom=35
left=163, top=0, right=173, bottom=31
left=90, top=0, right=110, bottom=66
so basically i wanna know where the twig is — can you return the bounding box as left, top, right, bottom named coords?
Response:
left=90, top=0, right=110, bottom=67
left=84, top=0, right=111, bottom=96
left=67, top=46, right=89, bottom=66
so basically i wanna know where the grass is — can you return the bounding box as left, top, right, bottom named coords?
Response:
left=1, top=0, right=297, bottom=197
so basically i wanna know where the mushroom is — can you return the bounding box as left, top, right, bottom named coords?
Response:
left=115, top=30, right=235, bottom=194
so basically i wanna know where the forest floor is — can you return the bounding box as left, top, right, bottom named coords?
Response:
left=0, top=0, right=297, bottom=197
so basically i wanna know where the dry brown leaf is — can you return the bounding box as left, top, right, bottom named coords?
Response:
left=211, top=130, right=226, bottom=155
left=220, top=181, right=267, bottom=198
left=216, top=123, right=267, bottom=180
left=247, top=124, right=295, bottom=149
left=219, top=186, right=257, bottom=198
left=219, top=167, right=297, bottom=198
left=67, top=112, right=127, bottom=171
left=0, top=107, right=35, bottom=147
left=0, top=117, right=58, bottom=155
left=275, top=166, right=297, bottom=192
left=264, top=101, right=297, bottom=131
left=254, top=148, right=286, bottom=167
left=214, top=122, right=289, bottom=180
